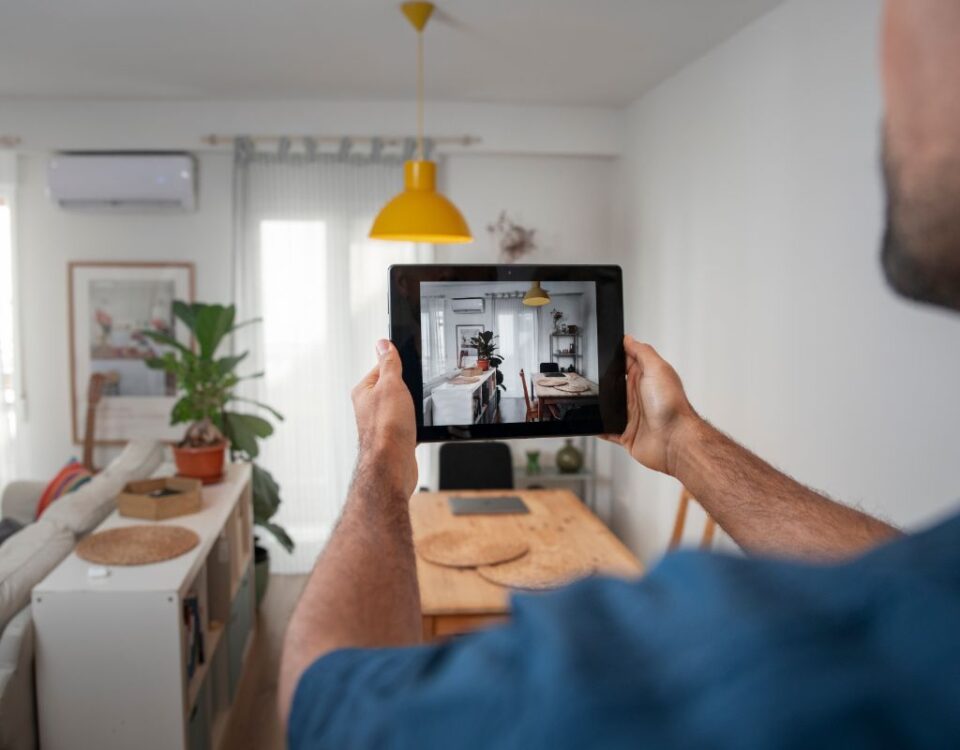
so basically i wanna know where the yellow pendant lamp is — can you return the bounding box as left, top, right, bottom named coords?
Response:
left=523, top=281, right=551, bottom=306
left=370, top=2, right=472, bottom=244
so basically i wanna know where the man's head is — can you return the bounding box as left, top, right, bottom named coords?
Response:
left=881, top=0, right=960, bottom=309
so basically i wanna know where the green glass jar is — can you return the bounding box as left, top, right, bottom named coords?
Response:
left=525, top=450, right=541, bottom=475
left=555, top=439, right=583, bottom=474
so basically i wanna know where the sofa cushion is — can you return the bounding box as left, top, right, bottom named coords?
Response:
left=0, top=519, right=73, bottom=632
left=35, top=458, right=93, bottom=519
left=0, top=519, right=23, bottom=549
left=42, top=439, right=165, bottom=536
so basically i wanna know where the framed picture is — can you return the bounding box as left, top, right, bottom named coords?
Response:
left=69, top=262, right=195, bottom=445
left=456, top=325, right=483, bottom=350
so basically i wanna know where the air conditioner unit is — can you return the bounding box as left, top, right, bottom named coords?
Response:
left=47, top=153, right=196, bottom=211
left=450, top=297, right=484, bottom=314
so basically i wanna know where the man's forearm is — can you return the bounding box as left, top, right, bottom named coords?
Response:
left=669, top=418, right=900, bottom=560
left=278, top=450, right=421, bottom=721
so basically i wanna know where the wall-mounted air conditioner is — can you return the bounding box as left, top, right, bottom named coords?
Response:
left=47, top=153, right=196, bottom=211
left=450, top=297, right=484, bottom=314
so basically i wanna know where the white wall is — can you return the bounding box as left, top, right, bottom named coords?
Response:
left=15, top=152, right=234, bottom=476
left=612, top=0, right=960, bottom=563
left=12, top=145, right=622, bottom=499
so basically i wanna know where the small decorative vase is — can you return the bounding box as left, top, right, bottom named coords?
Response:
left=556, top=439, right=583, bottom=474
left=525, top=450, right=541, bottom=475
left=478, top=358, right=490, bottom=371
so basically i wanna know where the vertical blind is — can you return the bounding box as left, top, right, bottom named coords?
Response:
left=233, top=143, right=432, bottom=572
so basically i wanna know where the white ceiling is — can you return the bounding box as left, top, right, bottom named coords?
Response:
left=0, top=0, right=785, bottom=106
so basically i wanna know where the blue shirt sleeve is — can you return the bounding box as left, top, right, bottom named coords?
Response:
left=289, top=513, right=960, bottom=750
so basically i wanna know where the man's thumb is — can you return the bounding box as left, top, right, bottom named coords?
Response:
left=376, top=339, right=400, bottom=377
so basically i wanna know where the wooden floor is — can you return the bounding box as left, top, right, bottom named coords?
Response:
left=220, top=573, right=309, bottom=750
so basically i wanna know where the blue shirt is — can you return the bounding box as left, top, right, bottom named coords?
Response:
left=289, top=514, right=960, bottom=749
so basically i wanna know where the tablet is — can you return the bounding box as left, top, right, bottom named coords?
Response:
left=389, top=265, right=627, bottom=443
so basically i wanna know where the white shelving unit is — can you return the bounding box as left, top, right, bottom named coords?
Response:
left=33, top=463, right=255, bottom=750
left=514, top=437, right=598, bottom=509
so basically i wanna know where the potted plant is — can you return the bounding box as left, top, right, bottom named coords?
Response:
left=469, top=330, right=507, bottom=393
left=141, top=301, right=294, bottom=604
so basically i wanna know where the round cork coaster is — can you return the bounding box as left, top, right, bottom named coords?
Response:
left=76, top=525, right=200, bottom=566
left=477, top=549, right=593, bottom=591
left=416, top=530, right=529, bottom=569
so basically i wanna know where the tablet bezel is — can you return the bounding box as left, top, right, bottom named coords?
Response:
left=389, top=264, right=627, bottom=443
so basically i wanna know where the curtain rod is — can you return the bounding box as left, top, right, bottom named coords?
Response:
left=201, top=134, right=480, bottom=147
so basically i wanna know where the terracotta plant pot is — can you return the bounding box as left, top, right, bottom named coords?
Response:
left=477, top=358, right=490, bottom=371
left=173, top=442, right=226, bottom=485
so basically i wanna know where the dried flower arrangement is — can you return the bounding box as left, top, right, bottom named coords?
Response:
left=487, top=211, right=537, bottom=263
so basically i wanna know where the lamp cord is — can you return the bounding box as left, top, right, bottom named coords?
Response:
left=417, top=30, right=424, bottom=161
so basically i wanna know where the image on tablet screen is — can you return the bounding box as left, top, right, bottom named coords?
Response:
left=419, top=281, right=600, bottom=426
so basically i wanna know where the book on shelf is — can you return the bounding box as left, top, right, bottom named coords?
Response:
left=183, top=594, right=205, bottom=680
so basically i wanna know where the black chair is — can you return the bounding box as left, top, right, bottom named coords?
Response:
left=438, top=442, right=514, bottom=490
left=539, top=362, right=560, bottom=373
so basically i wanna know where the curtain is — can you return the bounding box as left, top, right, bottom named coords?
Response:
left=491, top=295, right=540, bottom=396
left=420, top=296, right=447, bottom=381
left=233, top=139, right=432, bottom=572
left=0, top=195, right=16, bottom=488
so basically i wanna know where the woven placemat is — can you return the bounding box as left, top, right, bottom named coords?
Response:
left=478, top=548, right=593, bottom=590
left=76, top=525, right=200, bottom=566
left=416, top=530, right=529, bottom=568
left=555, top=383, right=590, bottom=393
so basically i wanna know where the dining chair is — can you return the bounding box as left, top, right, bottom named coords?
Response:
left=519, top=368, right=539, bottom=423
left=668, top=487, right=717, bottom=551
left=438, top=442, right=514, bottom=490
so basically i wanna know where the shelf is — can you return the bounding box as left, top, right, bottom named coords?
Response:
left=516, top=468, right=594, bottom=480
left=186, top=622, right=224, bottom=712
left=552, top=352, right=582, bottom=357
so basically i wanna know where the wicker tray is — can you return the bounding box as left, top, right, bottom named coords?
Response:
left=75, top=525, right=200, bottom=566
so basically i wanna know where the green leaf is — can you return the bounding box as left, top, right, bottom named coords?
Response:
left=172, top=300, right=198, bottom=331
left=229, top=396, right=284, bottom=421
left=215, top=352, right=248, bottom=376
left=170, top=396, right=196, bottom=425
left=194, top=304, right=236, bottom=359
left=251, top=463, right=281, bottom=520
left=140, top=329, right=190, bottom=354
left=228, top=317, right=263, bottom=335
left=222, top=414, right=258, bottom=458
left=226, top=411, right=273, bottom=438
left=257, top=521, right=294, bottom=553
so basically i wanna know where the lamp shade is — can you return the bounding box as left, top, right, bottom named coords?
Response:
left=370, top=160, right=472, bottom=244
left=523, top=281, right=551, bottom=306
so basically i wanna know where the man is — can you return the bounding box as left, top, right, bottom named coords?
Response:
left=280, top=0, right=960, bottom=746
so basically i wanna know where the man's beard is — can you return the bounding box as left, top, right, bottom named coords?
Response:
left=880, top=137, right=960, bottom=311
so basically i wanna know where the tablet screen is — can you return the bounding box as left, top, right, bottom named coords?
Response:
left=390, top=265, right=626, bottom=442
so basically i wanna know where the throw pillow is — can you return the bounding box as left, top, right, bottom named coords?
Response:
left=0, top=518, right=23, bottom=548
left=35, top=459, right=93, bottom=520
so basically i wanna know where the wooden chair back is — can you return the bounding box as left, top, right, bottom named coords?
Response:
left=669, top=487, right=717, bottom=551
left=520, top=369, right=532, bottom=410
left=82, top=372, right=109, bottom=472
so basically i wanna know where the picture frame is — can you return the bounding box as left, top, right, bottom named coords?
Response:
left=456, top=324, right=484, bottom=350
left=68, top=261, right=195, bottom=445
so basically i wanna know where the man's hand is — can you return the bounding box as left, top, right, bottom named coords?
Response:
left=351, top=339, right=418, bottom=498
left=607, top=336, right=700, bottom=476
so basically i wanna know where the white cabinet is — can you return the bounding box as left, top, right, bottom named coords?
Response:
left=33, top=463, right=255, bottom=750
left=430, top=369, right=499, bottom=426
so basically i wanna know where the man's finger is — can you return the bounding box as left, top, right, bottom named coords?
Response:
left=377, top=339, right=402, bottom=380
left=599, top=434, right=622, bottom=445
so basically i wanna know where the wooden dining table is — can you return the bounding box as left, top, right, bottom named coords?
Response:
left=534, top=372, right=600, bottom=421
left=411, top=488, right=643, bottom=640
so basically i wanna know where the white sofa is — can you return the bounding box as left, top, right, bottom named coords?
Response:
left=0, top=441, right=164, bottom=750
